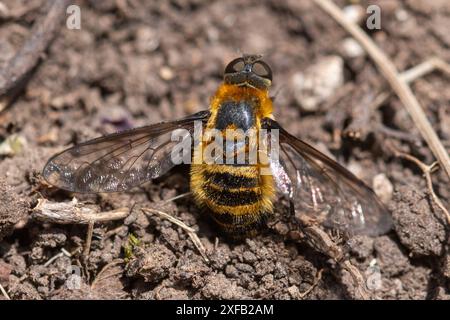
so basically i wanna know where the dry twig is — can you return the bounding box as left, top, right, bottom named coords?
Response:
left=298, top=268, right=323, bottom=299
left=142, top=207, right=209, bottom=263
left=297, top=215, right=370, bottom=299
left=370, top=57, right=450, bottom=112
left=33, top=198, right=130, bottom=224
left=346, top=58, right=450, bottom=141
left=83, top=221, right=95, bottom=257
left=34, top=198, right=131, bottom=262
left=161, top=192, right=191, bottom=204
left=43, top=248, right=72, bottom=267
left=313, top=0, right=450, bottom=182
left=392, top=150, right=450, bottom=225
left=0, top=283, right=10, bottom=300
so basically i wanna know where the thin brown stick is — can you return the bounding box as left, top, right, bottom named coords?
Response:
left=0, top=0, right=70, bottom=100
left=161, top=192, right=191, bottom=204
left=313, top=0, right=450, bottom=181
left=43, top=248, right=72, bottom=267
left=0, top=283, right=10, bottom=300
left=348, top=58, right=450, bottom=140
left=298, top=268, right=323, bottom=299
left=376, top=124, right=420, bottom=144
left=370, top=58, right=450, bottom=112
left=33, top=198, right=131, bottom=224
left=297, top=215, right=369, bottom=299
left=142, top=208, right=209, bottom=262
left=83, top=221, right=95, bottom=258
left=393, top=150, right=450, bottom=225
left=104, top=226, right=128, bottom=239
left=261, top=287, right=283, bottom=300
left=401, top=57, right=450, bottom=83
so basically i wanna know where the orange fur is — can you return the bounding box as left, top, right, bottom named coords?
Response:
left=208, top=84, right=273, bottom=125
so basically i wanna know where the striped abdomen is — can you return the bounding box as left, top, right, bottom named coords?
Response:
left=191, top=86, right=276, bottom=237
left=190, top=164, right=275, bottom=237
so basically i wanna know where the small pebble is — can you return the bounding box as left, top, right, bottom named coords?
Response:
left=291, top=56, right=344, bottom=111
left=341, top=38, right=365, bottom=58
left=343, top=5, right=365, bottom=24
left=395, top=9, right=409, bottom=22
left=159, top=66, right=174, bottom=81
left=372, top=173, right=394, bottom=203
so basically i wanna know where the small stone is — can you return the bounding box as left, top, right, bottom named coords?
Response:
left=395, top=9, right=409, bottom=22
left=343, top=5, right=365, bottom=24
left=291, top=56, right=344, bottom=112
left=159, top=66, right=174, bottom=81
left=261, top=274, right=274, bottom=287
left=287, top=285, right=300, bottom=299
left=372, top=173, right=394, bottom=203
left=346, top=160, right=364, bottom=179
left=135, top=27, right=159, bottom=53
left=341, top=38, right=365, bottom=58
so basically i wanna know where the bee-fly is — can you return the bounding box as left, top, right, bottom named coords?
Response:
left=190, top=55, right=277, bottom=236
left=43, top=54, right=392, bottom=238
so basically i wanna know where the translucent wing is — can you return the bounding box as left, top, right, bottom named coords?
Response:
left=43, top=111, right=209, bottom=193
left=263, top=118, right=392, bottom=236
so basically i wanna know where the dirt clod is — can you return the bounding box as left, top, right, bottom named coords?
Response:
left=201, top=273, right=247, bottom=299
left=391, top=186, right=446, bottom=257
left=0, top=179, right=29, bottom=240
left=126, top=244, right=176, bottom=283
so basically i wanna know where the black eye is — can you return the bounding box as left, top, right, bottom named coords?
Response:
left=252, top=61, right=272, bottom=81
left=225, top=58, right=245, bottom=74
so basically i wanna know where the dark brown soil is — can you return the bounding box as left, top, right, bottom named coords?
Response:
left=1, top=0, right=449, bottom=300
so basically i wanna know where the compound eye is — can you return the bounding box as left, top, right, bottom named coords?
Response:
left=252, top=61, right=272, bottom=81
left=224, top=58, right=245, bottom=74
